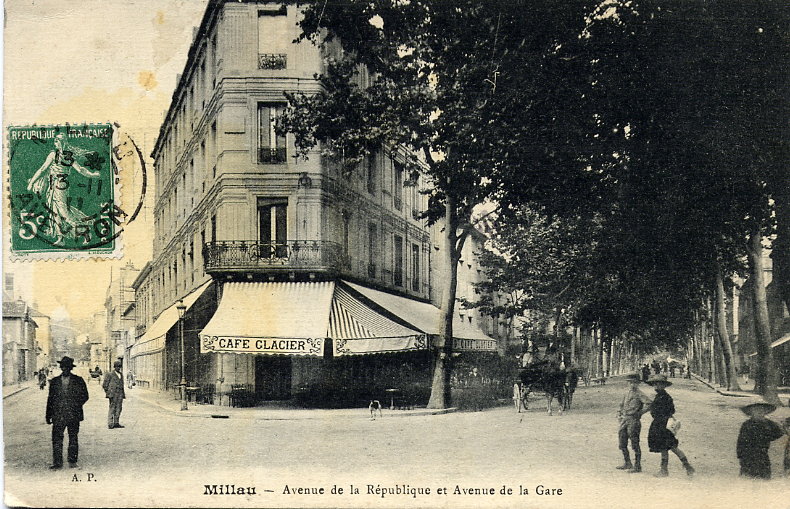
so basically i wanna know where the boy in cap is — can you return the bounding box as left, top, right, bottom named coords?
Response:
left=736, top=402, right=786, bottom=479
left=45, top=356, right=89, bottom=469
left=616, top=374, right=652, bottom=472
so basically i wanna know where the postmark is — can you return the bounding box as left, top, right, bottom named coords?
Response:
left=7, top=123, right=146, bottom=260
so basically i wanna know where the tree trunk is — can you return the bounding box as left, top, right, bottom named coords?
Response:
left=715, top=267, right=741, bottom=390
left=598, top=332, right=606, bottom=378
left=427, top=194, right=460, bottom=409
left=570, top=327, right=577, bottom=368
left=746, top=230, right=781, bottom=404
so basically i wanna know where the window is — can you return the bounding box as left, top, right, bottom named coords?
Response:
left=366, top=153, right=377, bottom=194
left=368, top=224, right=378, bottom=278
left=342, top=211, right=350, bottom=256
left=258, top=103, right=286, bottom=163
left=189, top=240, right=195, bottom=283
left=200, top=229, right=206, bottom=272
left=211, top=215, right=217, bottom=243
left=393, top=162, right=403, bottom=210
left=210, top=122, right=217, bottom=179
left=258, top=7, right=289, bottom=69
left=394, top=235, right=403, bottom=287
left=258, top=198, right=288, bottom=258
left=412, top=244, right=420, bottom=292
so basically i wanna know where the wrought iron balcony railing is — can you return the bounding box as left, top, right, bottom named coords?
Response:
left=259, top=53, right=287, bottom=70
left=203, top=240, right=350, bottom=273
left=259, top=147, right=287, bottom=164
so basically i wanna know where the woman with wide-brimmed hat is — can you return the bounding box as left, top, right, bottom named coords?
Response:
left=646, top=374, right=695, bottom=477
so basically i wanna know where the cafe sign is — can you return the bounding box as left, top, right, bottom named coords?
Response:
left=201, top=335, right=324, bottom=356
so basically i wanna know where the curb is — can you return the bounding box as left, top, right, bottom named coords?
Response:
left=131, top=390, right=459, bottom=420
left=3, top=384, right=32, bottom=399
left=691, top=373, right=757, bottom=398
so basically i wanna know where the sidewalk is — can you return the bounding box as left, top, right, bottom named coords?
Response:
left=128, top=385, right=458, bottom=420
left=691, top=372, right=790, bottom=403
left=2, top=379, right=36, bottom=399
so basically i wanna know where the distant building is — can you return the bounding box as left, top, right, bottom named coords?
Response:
left=28, top=306, right=52, bottom=371
left=103, top=262, right=140, bottom=370
left=130, top=0, right=498, bottom=405
left=2, top=298, right=38, bottom=385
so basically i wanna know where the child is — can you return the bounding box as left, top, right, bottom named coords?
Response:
left=646, top=375, right=695, bottom=477
left=616, top=374, right=652, bottom=473
left=736, top=402, right=785, bottom=479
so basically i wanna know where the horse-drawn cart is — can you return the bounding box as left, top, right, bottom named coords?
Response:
left=513, top=362, right=579, bottom=415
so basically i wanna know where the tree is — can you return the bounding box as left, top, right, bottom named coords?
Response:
left=280, top=0, right=591, bottom=408
left=577, top=0, right=786, bottom=402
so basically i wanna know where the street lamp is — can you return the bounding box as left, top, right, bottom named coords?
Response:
left=176, top=299, right=188, bottom=411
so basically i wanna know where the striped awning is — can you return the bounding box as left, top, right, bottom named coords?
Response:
left=342, top=280, right=497, bottom=351
left=131, top=280, right=213, bottom=359
left=330, top=285, right=427, bottom=356
left=200, top=282, right=333, bottom=356
left=199, top=281, right=428, bottom=356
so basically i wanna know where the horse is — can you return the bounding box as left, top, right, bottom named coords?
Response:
left=515, top=361, right=567, bottom=415
left=563, top=368, right=580, bottom=410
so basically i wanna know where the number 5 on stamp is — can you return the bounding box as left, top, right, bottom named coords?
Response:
left=7, top=124, right=121, bottom=259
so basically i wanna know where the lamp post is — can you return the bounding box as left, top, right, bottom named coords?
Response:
left=176, top=299, right=188, bottom=411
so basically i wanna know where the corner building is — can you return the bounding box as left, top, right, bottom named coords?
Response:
left=131, top=0, right=497, bottom=407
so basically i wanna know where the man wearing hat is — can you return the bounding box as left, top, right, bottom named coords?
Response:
left=102, top=360, right=126, bottom=429
left=45, top=356, right=89, bottom=469
left=736, top=402, right=785, bottom=479
left=616, top=373, right=652, bottom=472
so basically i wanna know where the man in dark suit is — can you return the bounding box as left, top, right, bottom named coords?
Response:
left=46, top=356, right=89, bottom=469
left=102, top=360, right=126, bottom=429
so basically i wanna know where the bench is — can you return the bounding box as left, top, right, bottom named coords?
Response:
left=135, top=379, right=150, bottom=388
left=590, top=377, right=606, bottom=385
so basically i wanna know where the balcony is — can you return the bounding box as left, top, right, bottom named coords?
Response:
left=259, top=53, right=287, bottom=70
left=259, top=147, right=287, bottom=164
left=203, top=240, right=349, bottom=274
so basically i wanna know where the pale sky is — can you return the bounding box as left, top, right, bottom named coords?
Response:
left=2, top=0, right=209, bottom=321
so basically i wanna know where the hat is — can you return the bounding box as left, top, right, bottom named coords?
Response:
left=113, top=360, right=123, bottom=368
left=647, top=374, right=672, bottom=386
left=740, top=402, right=776, bottom=416
left=57, top=356, right=76, bottom=368
left=625, top=373, right=641, bottom=382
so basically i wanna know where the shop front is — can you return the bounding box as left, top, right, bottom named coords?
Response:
left=196, top=280, right=497, bottom=407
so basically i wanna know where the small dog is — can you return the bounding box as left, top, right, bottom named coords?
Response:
left=369, top=400, right=382, bottom=420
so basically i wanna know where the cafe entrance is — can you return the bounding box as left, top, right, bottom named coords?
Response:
left=255, top=355, right=292, bottom=401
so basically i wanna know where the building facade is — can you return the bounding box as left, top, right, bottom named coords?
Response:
left=131, top=0, right=499, bottom=406
left=2, top=298, right=38, bottom=385
left=103, top=261, right=140, bottom=371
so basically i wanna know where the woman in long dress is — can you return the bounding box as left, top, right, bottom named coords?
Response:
left=26, top=134, right=100, bottom=244
left=647, top=374, right=695, bottom=477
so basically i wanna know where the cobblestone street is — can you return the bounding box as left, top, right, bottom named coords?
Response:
left=4, top=368, right=788, bottom=508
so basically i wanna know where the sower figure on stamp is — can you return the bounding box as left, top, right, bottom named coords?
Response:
left=26, top=133, right=99, bottom=244
left=616, top=374, right=652, bottom=473
left=46, top=356, right=89, bottom=469
left=103, top=360, right=126, bottom=429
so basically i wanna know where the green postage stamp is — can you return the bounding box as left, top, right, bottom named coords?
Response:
left=7, top=124, right=123, bottom=259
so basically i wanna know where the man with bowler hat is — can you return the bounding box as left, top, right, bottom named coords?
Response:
left=102, top=360, right=126, bottom=429
left=46, top=356, right=89, bottom=469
